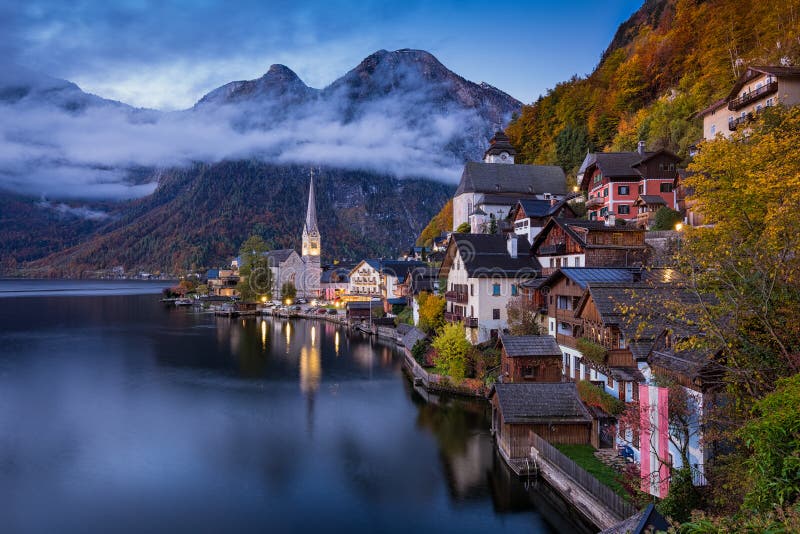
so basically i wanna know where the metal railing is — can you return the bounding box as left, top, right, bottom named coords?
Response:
left=529, top=432, right=637, bottom=520
left=728, top=113, right=754, bottom=131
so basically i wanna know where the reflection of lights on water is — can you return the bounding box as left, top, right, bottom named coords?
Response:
left=311, top=325, right=316, bottom=345
left=334, top=331, right=340, bottom=356
left=285, top=322, right=291, bottom=348
left=299, top=345, right=321, bottom=394
left=261, top=320, right=267, bottom=349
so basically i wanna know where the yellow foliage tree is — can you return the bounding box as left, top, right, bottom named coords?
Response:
left=417, top=291, right=445, bottom=334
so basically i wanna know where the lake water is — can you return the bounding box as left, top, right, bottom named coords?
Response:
left=0, top=280, right=589, bottom=533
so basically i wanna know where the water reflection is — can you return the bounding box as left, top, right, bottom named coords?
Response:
left=0, top=289, right=586, bottom=533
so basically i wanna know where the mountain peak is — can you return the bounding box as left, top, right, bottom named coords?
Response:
left=262, top=64, right=302, bottom=82
left=196, top=63, right=313, bottom=107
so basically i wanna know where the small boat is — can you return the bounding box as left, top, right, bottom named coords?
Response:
left=174, top=298, right=193, bottom=306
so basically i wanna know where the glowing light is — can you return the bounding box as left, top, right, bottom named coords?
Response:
left=675, top=222, right=684, bottom=231
left=285, top=298, right=293, bottom=306
left=286, top=322, right=292, bottom=347
left=311, top=300, right=318, bottom=307
left=334, top=331, right=340, bottom=355
left=261, top=320, right=267, bottom=348
left=311, top=325, right=316, bottom=344
left=261, top=296, right=267, bottom=303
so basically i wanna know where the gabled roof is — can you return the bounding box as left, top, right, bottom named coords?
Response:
left=352, top=259, right=427, bottom=282
left=695, top=97, right=727, bottom=118
left=440, top=233, right=539, bottom=279
left=500, top=335, right=561, bottom=357
left=484, top=130, right=517, bottom=158
left=401, top=326, right=428, bottom=350
left=530, top=218, right=646, bottom=256
left=491, top=383, right=592, bottom=424
left=513, top=198, right=574, bottom=219
left=579, top=150, right=681, bottom=189
left=264, top=249, right=298, bottom=264
left=455, top=161, right=566, bottom=196
left=726, top=65, right=800, bottom=102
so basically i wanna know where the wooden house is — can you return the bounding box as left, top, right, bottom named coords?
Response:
left=490, top=383, right=592, bottom=459
left=530, top=217, right=647, bottom=276
left=508, top=198, right=576, bottom=244
left=499, top=334, right=563, bottom=383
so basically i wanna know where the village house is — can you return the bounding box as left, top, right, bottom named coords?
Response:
left=347, top=259, right=427, bottom=301
left=530, top=217, right=648, bottom=276
left=697, top=66, right=800, bottom=140
left=498, top=334, right=563, bottom=383
left=490, top=383, right=592, bottom=460
left=507, top=198, right=576, bottom=244
left=439, top=233, right=538, bottom=344
left=453, top=131, right=567, bottom=232
left=578, top=145, right=681, bottom=223
left=320, top=264, right=352, bottom=301
left=206, top=268, right=239, bottom=297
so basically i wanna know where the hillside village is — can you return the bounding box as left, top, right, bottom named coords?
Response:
left=175, top=64, right=800, bottom=531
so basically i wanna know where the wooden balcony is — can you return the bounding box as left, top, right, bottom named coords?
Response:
left=444, top=312, right=478, bottom=328
left=444, top=291, right=468, bottom=304
left=586, top=197, right=605, bottom=209
left=538, top=243, right=567, bottom=255
left=607, top=349, right=635, bottom=368
left=555, top=332, right=578, bottom=349
left=728, top=81, right=778, bottom=111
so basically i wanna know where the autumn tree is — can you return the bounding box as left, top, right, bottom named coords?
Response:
left=431, top=322, right=471, bottom=383
left=417, top=291, right=445, bottom=334
left=506, top=297, right=542, bottom=335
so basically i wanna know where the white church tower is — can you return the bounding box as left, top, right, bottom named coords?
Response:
left=301, top=169, right=321, bottom=297
left=483, top=130, right=516, bottom=164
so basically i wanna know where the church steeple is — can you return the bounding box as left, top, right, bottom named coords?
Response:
left=302, top=169, right=321, bottom=258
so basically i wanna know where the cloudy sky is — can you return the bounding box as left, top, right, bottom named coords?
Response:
left=2, top=0, right=643, bottom=110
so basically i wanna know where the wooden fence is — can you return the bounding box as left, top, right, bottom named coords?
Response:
left=529, top=431, right=637, bottom=520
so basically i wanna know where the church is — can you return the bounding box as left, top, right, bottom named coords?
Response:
left=262, top=172, right=322, bottom=299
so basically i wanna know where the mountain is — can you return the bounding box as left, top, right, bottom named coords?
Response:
left=16, top=162, right=453, bottom=276
left=505, top=0, right=800, bottom=175
left=1, top=49, right=518, bottom=275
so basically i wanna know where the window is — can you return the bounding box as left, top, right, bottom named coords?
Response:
left=638, top=184, right=644, bottom=194
left=470, top=284, right=474, bottom=296
left=594, top=173, right=603, bottom=184
left=573, top=256, right=580, bottom=267
left=492, top=283, right=501, bottom=296
left=550, top=258, right=555, bottom=268
left=511, top=284, right=518, bottom=296
left=573, top=356, right=580, bottom=379
left=618, top=185, right=629, bottom=195
left=618, top=205, right=630, bottom=215
left=492, top=308, right=500, bottom=320
left=766, top=98, right=774, bottom=107
left=603, top=188, right=609, bottom=198
left=710, top=124, right=716, bottom=135
left=557, top=295, right=571, bottom=310
left=660, top=183, right=674, bottom=193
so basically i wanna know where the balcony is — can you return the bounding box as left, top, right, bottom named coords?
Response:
left=464, top=317, right=478, bottom=328
left=585, top=197, right=605, bottom=209
left=444, top=312, right=478, bottom=328
left=444, top=291, right=468, bottom=304
left=728, top=112, right=754, bottom=131
left=538, top=243, right=566, bottom=255
left=555, top=333, right=578, bottom=349
left=728, top=81, right=778, bottom=111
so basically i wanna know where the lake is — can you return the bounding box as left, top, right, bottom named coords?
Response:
left=0, top=280, right=589, bottom=533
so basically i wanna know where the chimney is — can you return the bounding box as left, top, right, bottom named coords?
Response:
left=637, top=140, right=646, bottom=155
left=507, top=234, right=518, bottom=259
left=605, top=213, right=616, bottom=227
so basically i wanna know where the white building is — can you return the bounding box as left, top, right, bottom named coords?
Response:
left=347, top=259, right=427, bottom=300
left=439, top=233, right=538, bottom=344
left=452, top=131, right=567, bottom=232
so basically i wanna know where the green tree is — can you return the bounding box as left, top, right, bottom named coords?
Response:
left=652, top=206, right=682, bottom=230
left=456, top=222, right=471, bottom=233
left=555, top=124, right=593, bottom=174
left=236, top=235, right=272, bottom=302
left=431, top=322, right=471, bottom=383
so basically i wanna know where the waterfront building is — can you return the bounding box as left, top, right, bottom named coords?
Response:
left=498, top=334, right=563, bottom=383
left=346, top=259, right=427, bottom=301
left=439, top=233, right=538, bottom=344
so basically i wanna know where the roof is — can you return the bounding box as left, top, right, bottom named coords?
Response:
left=542, top=267, right=641, bottom=290
left=635, top=195, right=667, bottom=206
left=440, top=234, right=539, bottom=279
left=600, top=504, right=669, bottom=534
left=206, top=269, right=220, bottom=279
left=347, top=301, right=383, bottom=310
left=530, top=218, right=646, bottom=256
left=400, top=326, right=428, bottom=349
left=455, top=161, right=566, bottom=196
left=726, top=65, right=800, bottom=102
left=264, top=249, right=297, bottom=264
left=695, top=97, right=727, bottom=117
left=320, top=266, right=350, bottom=284
left=578, top=150, right=681, bottom=189
left=608, top=367, right=645, bottom=382
left=303, top=172, right=318, bottom=235
left=355, top=259, right=427, bottom=282
left=484, top=130, right=517, bottom=158
left=500, top=335, right=561, bottom=357
left=491, top=383, right=592, bottom=424
left=515, top=198, right=571, bottom=219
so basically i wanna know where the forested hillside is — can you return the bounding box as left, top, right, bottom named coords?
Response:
left=506, top=0, right=800, bottom=177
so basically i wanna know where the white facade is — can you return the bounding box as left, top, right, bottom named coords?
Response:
left=537, top=254, right=584, bottom=270
left=348, top=261, right=381, bottom=297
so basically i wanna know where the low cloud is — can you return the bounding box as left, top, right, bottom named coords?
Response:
left=36, top=200, right=112, bottom=220
left=0, top=59, right=508, bottom=200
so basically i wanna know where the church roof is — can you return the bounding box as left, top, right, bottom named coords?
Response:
left=303, top=171, right=319, bottom=235
left=264, top=249, right=297, bottom=264
left=455, top=162, right=566, bottom=197
left=483, top=130, right=517, bottom=158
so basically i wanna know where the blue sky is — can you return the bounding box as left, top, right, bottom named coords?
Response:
left=1, top=0, right=643, bottom=110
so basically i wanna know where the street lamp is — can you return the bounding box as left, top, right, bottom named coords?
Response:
left=675, top=222, right=683, bottom=232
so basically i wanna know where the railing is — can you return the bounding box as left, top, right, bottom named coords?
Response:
left=444, top=311, right=463, bottom=323
left=728, top=113, right=754, bottom=131
left=728, top=80, right=778, bottom=110
left=538, top=243, right=567, bottom=255
left=555, top=332, right=579, bottom=349
left=444, top=291, right=468, bottom=304
left=585, top=197, right=605, bottom=209
left=464, top=317, right=478, bottom=328
left=529, top=432, right=637, bottom=520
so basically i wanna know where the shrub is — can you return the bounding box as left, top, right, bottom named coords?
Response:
left=576, top=337, right=608, bottom=365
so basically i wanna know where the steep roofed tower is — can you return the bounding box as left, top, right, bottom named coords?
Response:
left=483, top=130, right=516, bottom=164
left=301, top=170, right=321, bottom=296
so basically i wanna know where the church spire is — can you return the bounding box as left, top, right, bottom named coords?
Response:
left=304, top=168, right=319, bottom=235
